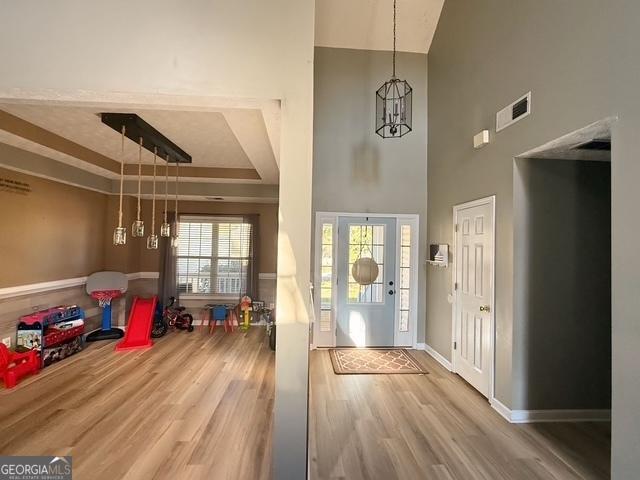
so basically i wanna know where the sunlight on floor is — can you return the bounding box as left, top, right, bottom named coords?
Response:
left=348, top=311, right=366, bottom=347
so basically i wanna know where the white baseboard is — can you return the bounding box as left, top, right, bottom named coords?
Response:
left=510, top=409, right=611, bottom=423
left=490, top=398, right=610, bottom=423
left=417, top=343, right=453, bottom=371
left=490, top=398, right=513, bottom=422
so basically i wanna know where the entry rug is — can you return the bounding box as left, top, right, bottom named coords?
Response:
left=329, top=348, right=427, bottom=375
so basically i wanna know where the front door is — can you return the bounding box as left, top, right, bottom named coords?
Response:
left=454, top=198, right=494, bottom=398
left=336, top=217, right=396, bottom=347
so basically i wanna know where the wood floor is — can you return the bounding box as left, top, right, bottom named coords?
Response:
left=309, top=349, right=611, bottom=480
left=1, top=332, right=610, bottom=480
left=0, top=327, right=274, bottom=480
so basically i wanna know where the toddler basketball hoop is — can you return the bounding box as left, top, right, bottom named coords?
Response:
left=92, top=290, right=122, bottom=308
left=86, top=272, right=127, bottom=342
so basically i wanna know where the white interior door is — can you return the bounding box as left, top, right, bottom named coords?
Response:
left=453, top=198, right=494, bottom=398
left=336, top=217, right=396, bottom=347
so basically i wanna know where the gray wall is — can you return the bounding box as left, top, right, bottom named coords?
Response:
left=427, top=1, right=640, bottom=476
left=514, top=158, right=611, bottom=410
left=313, top=47, right=428, bottom=341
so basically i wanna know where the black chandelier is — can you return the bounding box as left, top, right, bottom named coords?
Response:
left=376, top=0, right=412, bottom=138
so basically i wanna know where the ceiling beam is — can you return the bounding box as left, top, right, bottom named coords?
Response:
left=0, top=109, right=119, bottom=173
left=122, top=164, right=260, bottom=180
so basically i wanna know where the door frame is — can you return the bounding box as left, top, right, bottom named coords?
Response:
left=451, top=195, right=496, bottom=401
left=313, top=212, right=419, bottom=349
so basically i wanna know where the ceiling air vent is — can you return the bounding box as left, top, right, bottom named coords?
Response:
left=573, top=139, right=611, bottom=151
left=496, top=92, right=531, bottom=132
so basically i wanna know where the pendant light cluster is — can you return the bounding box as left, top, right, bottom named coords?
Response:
left=103, top=113, right=191, bottom=249
left=375, top=0, right=412, bottom=138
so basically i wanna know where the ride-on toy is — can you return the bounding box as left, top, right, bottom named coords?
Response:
left=151, top=297, right=194, bottom=338
left=0, top=344, right=40, bottom=389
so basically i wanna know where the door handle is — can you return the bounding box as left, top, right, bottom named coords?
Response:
left=388, top=290, right=396, bottom=295
left=480, top=305, right=490, bottom=312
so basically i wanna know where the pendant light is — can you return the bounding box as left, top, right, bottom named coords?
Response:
left=146, top=147, right=159, bottom=250
left=375, top=0, right=412, bottom=138
left=171, top=162, right=180, bottom=248
left=131, top=137, right=145, bottom=237
left=160, top=156, right=171, bottom=237
left=113, top=126, right=127, bottom=245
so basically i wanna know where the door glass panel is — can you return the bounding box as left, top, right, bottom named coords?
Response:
left=348, top=223, right=385, bottom=304
left=320, top=223, right=333, bottom=332
left=398, top=224, right=411, bottom=332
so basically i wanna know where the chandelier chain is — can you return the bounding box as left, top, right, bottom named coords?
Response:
left=151, top=147, right=157, bottom=234
left=175, top=162, right=179, bottom=221
left=164, top=155, right=169, bottom=223
left=118, top=126, right=125, bottom=227
left=137, top=137, right=143, bottom=221
left=393, top=0, right=397, bottom=78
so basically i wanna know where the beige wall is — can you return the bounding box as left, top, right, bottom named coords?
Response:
left=0, top=167, right=107, bottom=287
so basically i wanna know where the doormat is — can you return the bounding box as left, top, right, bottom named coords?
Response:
left=329, top=348, right=427, bottom=375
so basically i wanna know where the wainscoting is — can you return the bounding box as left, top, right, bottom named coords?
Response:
left=0, top=273, right=159, bottom=344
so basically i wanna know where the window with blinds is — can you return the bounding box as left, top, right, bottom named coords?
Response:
left=177, top=216, right=252, bottom=297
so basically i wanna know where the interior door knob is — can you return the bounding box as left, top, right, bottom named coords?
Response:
left=388, top=289, right=396, bottom=295
left=480, top=305, right=491, bottom=312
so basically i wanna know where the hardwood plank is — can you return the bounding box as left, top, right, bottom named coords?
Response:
left=309, top=349, right=610, bottom=480
left=0, top=328, right=274, bottom=480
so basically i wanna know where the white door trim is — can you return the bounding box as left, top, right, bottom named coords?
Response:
left=451, top=195, right=496, bottom=401
left=313, top=212, right=419, bottom=349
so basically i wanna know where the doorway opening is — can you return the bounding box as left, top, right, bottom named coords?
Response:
left=513, top=118, right=613, bottom=430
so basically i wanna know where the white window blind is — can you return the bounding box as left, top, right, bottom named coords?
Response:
left=177, top=216, right=252, bottom=297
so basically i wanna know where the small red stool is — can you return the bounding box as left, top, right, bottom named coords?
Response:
left=0, top=344, right=40, bottom=389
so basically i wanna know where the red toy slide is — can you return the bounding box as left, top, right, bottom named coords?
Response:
left=115, top=296, right=157, bottom=351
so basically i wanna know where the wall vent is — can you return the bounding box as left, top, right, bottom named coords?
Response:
left=496, top=92, right=531, bottom=132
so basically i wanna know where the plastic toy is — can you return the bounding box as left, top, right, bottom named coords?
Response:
left=115, top=296, right=158, bottom=351
left=17, top=305, right=85, bottom=368
left=209, top=305, right=229, bottom=334
left=0, top=344, right=40, bottom=388
left=85, top=271, right=127, bottom=342
left=239, top=296, right=252, bottom=331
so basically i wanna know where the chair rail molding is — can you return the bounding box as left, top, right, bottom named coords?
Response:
left=0, top=272, right=160, bottom=300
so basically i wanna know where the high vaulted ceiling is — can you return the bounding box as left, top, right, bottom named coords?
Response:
left=315, top=0, right=444, bottom=54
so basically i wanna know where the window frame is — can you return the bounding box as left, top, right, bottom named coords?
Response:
left=177, top=215, right=253, bottom=301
